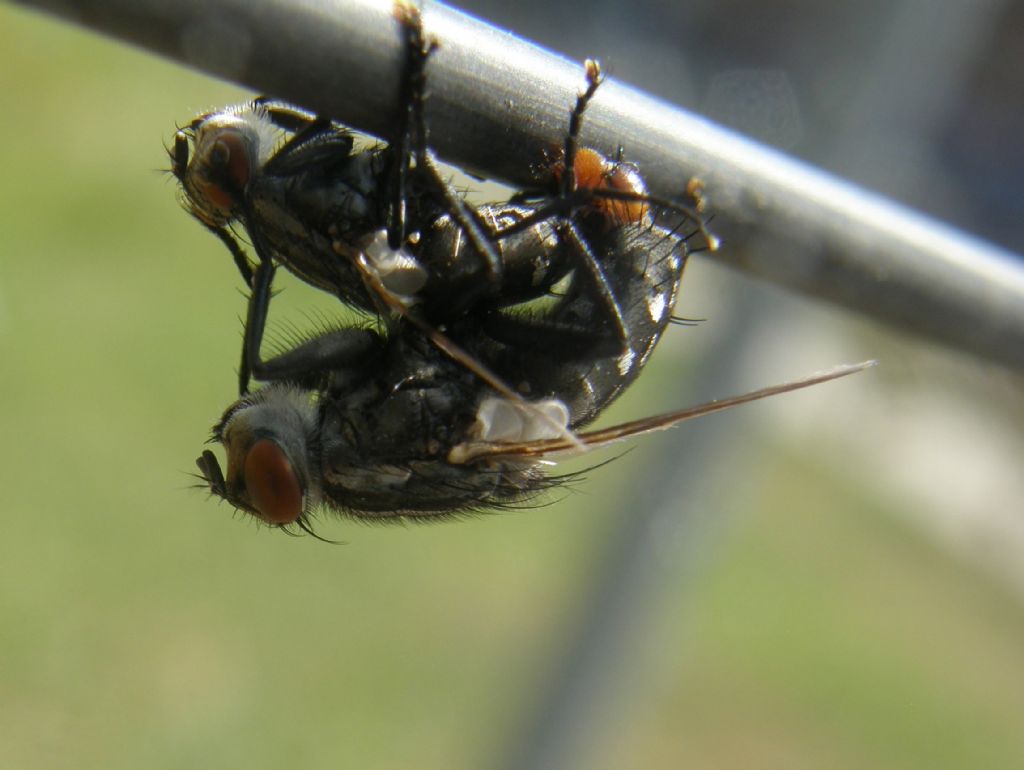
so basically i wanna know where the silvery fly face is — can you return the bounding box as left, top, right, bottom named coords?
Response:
left=198, top=385, right=321, bottom=526
left=170, top=104, right=280, bottom=227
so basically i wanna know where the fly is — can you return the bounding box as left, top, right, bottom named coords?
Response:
left=196, top=319, right=871, bottom=528
left=169, top=4, right=716, bottom=399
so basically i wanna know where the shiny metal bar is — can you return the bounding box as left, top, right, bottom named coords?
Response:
left=14, top=0, right=1024, bottom=369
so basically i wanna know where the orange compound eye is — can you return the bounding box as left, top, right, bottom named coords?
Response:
left=243, top=439, right=303, bottom=524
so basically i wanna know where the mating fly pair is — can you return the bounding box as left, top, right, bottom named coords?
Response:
left=172, top=3, right=868, bottom=532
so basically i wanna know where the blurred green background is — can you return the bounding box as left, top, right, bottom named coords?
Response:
left=2, top=2, right=1023, bottom=769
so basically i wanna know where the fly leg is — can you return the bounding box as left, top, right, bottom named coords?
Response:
left=558, top=61, right=627, bottom=355
left=491, top=59, right=715, bottom=357
left=240, top=254, right=382, bottom=389
left=391, top=2, right=505, bottom=294
left=478, top=223, right=629, bottom=361
left=236, top=217, right=290, bottom=395
left=252, top=98, right=319, bottom=132
left=206, top=222, right=257, bottom=287
left=388, top=3, right=578, bottom=448
left=560, top=59, right=604, bottom=200
left=534, top=60, right=631, bottom=356
left=252, top=97, right=357, bottom=174
left=490, top=60, right=716, bottom=356
left=384, top=1, right=431, bottom=250
left=170, top=129, right=258, bottom=286
left=237, top=254, right=272, bottom=395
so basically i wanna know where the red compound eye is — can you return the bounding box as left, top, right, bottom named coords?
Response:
left=243, top=439, right=303, bottom=524
left=197, top=132, right=252, bottom=213
left=215, top=132, right=252, bottom=189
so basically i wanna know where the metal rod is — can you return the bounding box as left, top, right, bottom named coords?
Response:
left=14, top=0, right=1024, bottom=369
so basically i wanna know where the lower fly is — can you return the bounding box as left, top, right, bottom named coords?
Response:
left=195, top=188, right=871, bottom=529
left=197, top=316, right=872, bottom=530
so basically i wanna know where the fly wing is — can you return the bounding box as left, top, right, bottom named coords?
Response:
left=447, top=360, right=876, bottom=463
